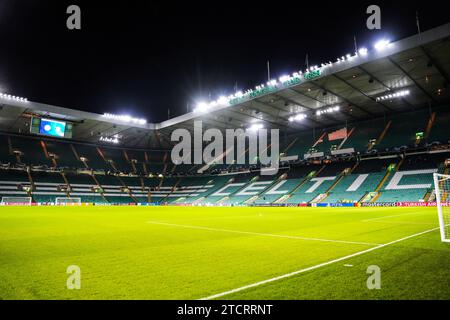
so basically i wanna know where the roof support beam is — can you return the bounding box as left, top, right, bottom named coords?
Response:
left=331, top=74, right=394, bottom=112
left=307, top=81, right=376, bottom=117
left=250, top=98, right=318, bottom=129
left=287, top=87, right=362, bottom=120
left=387, top=57, right=438, bottom=104
left=268, top=92, right=341, bottom=125
left=357, top=65, right=415, bottom=110
left=420, top=44, right=450, bottom=84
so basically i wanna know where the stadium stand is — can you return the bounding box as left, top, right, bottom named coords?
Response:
left=0, top=134, right=16, bottom=164
left=43, top=140, right=80, bottom=169
left=0, top=122, right=449, bottom=206
left=10, top=135, right=51, bottom=167
left=0, top=168, right=31, bottom=200
left=2, top=24, right=450, bottom=206
left=72, top=144, right=107, bottom=170
left=427, top=107, right=450, bottom=144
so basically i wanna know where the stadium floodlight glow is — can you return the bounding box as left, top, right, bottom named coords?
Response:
left=279, top=75, right=291, bottom=83
left=248, top=123, right=263, bottom=131
left=100, top=135, right=120, bottom=144
left=217, top=96, right=228, bottom=105
left=288, top=113, right=307, bottom=122
left=102, top=113, right=147, bottom=125
left=187, top=38, right=396, bottom=113
left=374, top=39, right=391, bottom=51
left=316, top=106, right=340, bottom=116
left=376, top=89, right=410, bottom=101
left=358, top=47, right=368, bottom=56
left=0, top=92, right=28, bottom=103
left=193, top=102, right=209, bottom=113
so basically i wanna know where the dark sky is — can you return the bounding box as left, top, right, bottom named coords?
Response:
left=0, top=0, right=448, bottom=123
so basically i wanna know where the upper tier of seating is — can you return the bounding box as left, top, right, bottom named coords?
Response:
left=0, top=133, right=175, bottom=175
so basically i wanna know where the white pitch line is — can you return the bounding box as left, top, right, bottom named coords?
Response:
left=146, top=220, right=381, bottom=246
left=362, top=211, right=425, bottom=222
left=199, top=227, right=439, bottom=300
left=364, top=220, right=436, bottom=226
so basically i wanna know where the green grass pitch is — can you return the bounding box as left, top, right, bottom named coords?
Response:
left=0, top=205, right=449, bottom=300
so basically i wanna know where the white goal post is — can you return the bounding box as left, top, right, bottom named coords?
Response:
left=0, top=196, right=32, bottom=205
left=433, top=173, right=450, bottom=243
left=55, top=197, right=82, bottom=206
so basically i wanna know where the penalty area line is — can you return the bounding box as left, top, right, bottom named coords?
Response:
left=198, top=227, right=440, bottom=300
left=146, top=220, right=381, bottom=246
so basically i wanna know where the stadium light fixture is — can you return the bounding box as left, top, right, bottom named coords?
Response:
left=358, top=47, right=368, bottom=56
left=193, top=102, right=209, bottom=113
left=375, top=89, right=410, bottom=101
left=189, top=37, right=395, bottom=114
left=248, top=123, right=264, bottom=131
left=288, top=113, right=307, bottom=122
left=99, top=135, right=120, bottom=144
left=102, top=113, right=147, bottom=125
left=217, top=96, right=228, bottom=105
left=279, top=75, right=291, bottom=83
left=374, top=39, right=391, bottom=51
left=316, top=106, right=340, bottom=116
left=0, top=92, right=28, bottom=103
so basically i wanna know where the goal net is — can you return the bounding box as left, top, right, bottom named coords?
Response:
left=0, top=196, right=32, bottom=205
left=433, top=173, right=450, bottom=242
left=55, top=197, right=82, bottom=206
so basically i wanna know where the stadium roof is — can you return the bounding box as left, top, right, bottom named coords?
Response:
left=1, top=23, right=450, bottom=149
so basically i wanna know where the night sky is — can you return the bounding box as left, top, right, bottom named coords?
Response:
left=0, top=0, right=448, bottom=123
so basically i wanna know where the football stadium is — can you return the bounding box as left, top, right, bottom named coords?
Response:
left=1, top=19, right=450, bottom=301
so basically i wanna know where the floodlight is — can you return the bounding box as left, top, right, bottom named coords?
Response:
left=279, top=75, right=290, bottom=83
left=217, top=96, right=228, bottom=105
left=248, top=123, right=263, bottom=131
left=374, top=39, right=391, bottom=51
left=358, top=47, right=368, bottom=56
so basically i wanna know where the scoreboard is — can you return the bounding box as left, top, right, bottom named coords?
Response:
left=30, top=117, right=73, bottom=139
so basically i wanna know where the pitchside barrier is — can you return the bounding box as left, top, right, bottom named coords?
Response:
left=1, top=201, right=448, bottom=207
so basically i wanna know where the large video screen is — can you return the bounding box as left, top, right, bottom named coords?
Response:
left=39, top=118, right=67, bottom=137
left=30, top=117, right=73, bottom=139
